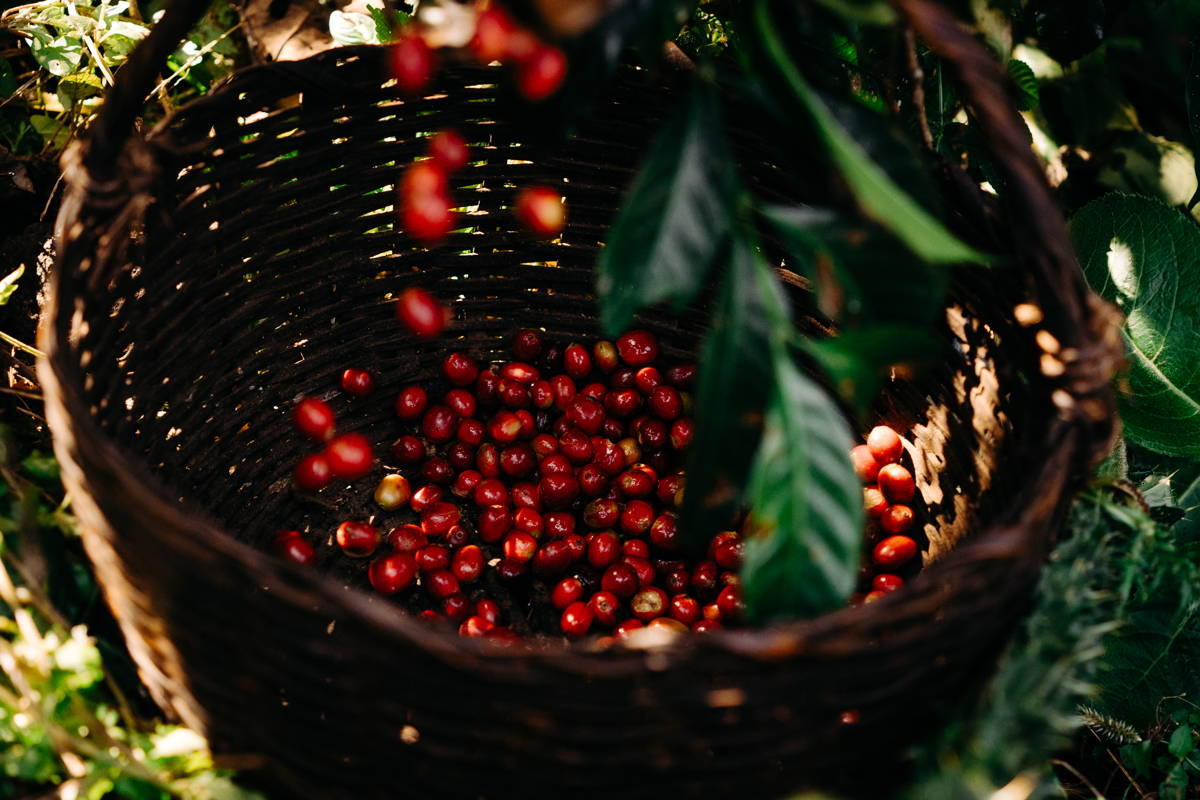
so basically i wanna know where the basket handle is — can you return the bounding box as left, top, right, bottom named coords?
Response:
left=83, top=0, right=215, bottom=182
left=893, top=0, right=1120, bottom=461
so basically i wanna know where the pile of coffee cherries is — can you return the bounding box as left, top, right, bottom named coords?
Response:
left=849, top=426, right=922, bottom=603
left=281, top=328, right=749, bottom=643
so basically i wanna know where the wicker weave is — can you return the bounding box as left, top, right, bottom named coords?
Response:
left=37, top=1, right=1122, bottom=796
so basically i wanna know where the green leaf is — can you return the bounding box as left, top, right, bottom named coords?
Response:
left=28, top=34, right=82, bottom=77
left=0, top=59, right=16, bottom=98
left=752, top=0, right=988, bottom=266
left=1168, top=724, right=1195, bottom=758
left=29, top=114, right=70, bottom=151
left=56, top=73, right=102, bottom=109
left=1071, top=193, right=1200, bottom=457
left=1007, top=58, right=1040, bottom=111
left=22, top=450, right=60, bottom=482
left=0, top=264, right=23, bottom=306
left=680, top=230, right=788, bottom=552
left=810, top=0, right=897, bottom=25
left=596, top=84, right=736, bottom=336
left=802, top=323, right=942, bottom=411
left=741, top=348, right=864, bottom=621
left=761, top=204, right=950, bottom=326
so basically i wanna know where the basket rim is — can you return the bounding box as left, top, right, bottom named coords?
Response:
left=40, top=42, right=1106, bottom=672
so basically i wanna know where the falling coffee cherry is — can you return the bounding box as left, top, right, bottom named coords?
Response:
left=294, top=397, right=335, bottom=441
left=427, top=129, right=469, bottom=172
left=396, top=287, right=448, bottom=338
left=514, top=186, right=565, bottom=236
left=516, top=45, right=567, bottom=101
left=390, top=33, right=434, bottom=94
left=469, top=5, right=516, bottom=63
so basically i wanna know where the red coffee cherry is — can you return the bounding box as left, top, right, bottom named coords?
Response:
left=512, top=329, right=543, bottom=360
left=396, top=287, right=448, bottom=339
left=560, top=601, right=593, bottom=638
left=444, top=388, right=476, bottom=419
left=615, top=467, right=655, bottom=499
left=425, top=569, right=461, bottom=599
left=613, top=619, right=644, bottom=639
left=369, top=553, right=417, bottom=594
left=340, top=369, right=373, bottom=396
left=539, top=474, right=580, bottom=509
left=294, top=397, right=335, bottom=441
left=500, top=444, right=536, bottom=479
left=391, top=435, right=426, bottom=465
left=415, top=546, right=449, bottom=575
left=578, top=464, right=608, bottom=497
left=881, top=505, right=915, bottom=535
left=446, top=597, right=474, bottom=623
left=428, top=129, right=468, bottom=172
left=532, top=540, right=572, bottom=578
left=563, top=344, right=592, bottom=379
left=469, top=5, right=516, bottom=62
left=716, top=585, right=744, bottom=620
left=388, top=524, right=427, bottom=553
left=583, top=498, right=620, bottom=529
left=873, top=535, right=918, bottom=566
left=604, top=389, right=641, bottom=418
left=648, top=512, right=680, bottom=551
left=550, top=374, right=576, bottom=409
left=619, top=500, right=655, bottom=536
left=544, top=511, right=575, bottom=539
left=324, top=433, right=373, bottom=479
left=616, top=330, right=658, bottom=366
left=410, top=483, right=445, bottom=513
left=504, top=531, right=538, bottom=562
left=664, top=569, right=689, bottom=595
left=336, top=521, right=380, bottom=558
left=623, top=555, right=656, bottom=588
left=588, top=591, right=620, bottom=627
left=496, top=557, right=526, bottom=581
left=276, top=534, right=316, bottom=566
left=395, top=386, right=428, bottom=420
left=474, top=478, right=508, bottom=507
left=510, top=482, right=541, bottom=510
left=601, top=563, right=638, bottom=599
left=499, top=361, right=541, bottom=385
left=452, top=418, right=483, bottom=446
left=691, top=561, right=719, bottom=598
left=422, top=405, right=458, bottom=443
left=563, top=533, right=586, bottom=561
left=850, top=444, right=880, bottom=483
left=648, top=385, right=682, bottom=420
left=552, top=577, right=584, bottom=609
left=623, top=539, right=650, bottom=559
left=390, top=33, right=434, bottom=93
left=558, top=428, right=594, bottom=463
left=587, top=530, right=621, bottom=568
left=516, top=45, right=567, bottom=101
left=512, top=507, right=544, bottom=538
left=421, top=456, right=453, bottom=484
left=514, top=186, right=566, bottom=236
left=872, top=573, right=904, bottom=593
left=478, top=505, right=513, bottom=542
left=440, top=352, right=477, bottom=386
left=294, top=453, right=332, bottom=490
left=497, top=378, right=531, bottom=408
left=475, top=369, right=500, bottom=406
left=692, top=620, right=721, bottom=633
left=668, top=418, right=694, bottom=450
left=476, top=598, right=501, bottom=625
left=531, top=380, right=555, bottom=409
left=421, top=502, right=462, bottom=537
left=459, top=615, right=495, bottom=637
left=867, top=425, right=904, bottom=464
left=633, top=366, right=662, bottom=393
left=452, top=545, right=484, bottom=583
left=669, top=594, right=700, bottom=625
left=665, top=363, right=696, bottom=386
left=878, top=463, right=916, bottom=504
left=531, top=433, right=559, bottom=458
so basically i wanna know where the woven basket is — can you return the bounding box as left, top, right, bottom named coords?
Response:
left=38, top=0, right=1122, bottom=796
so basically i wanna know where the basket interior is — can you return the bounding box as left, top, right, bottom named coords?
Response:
left=67, top=49, right=1029, bottom=620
